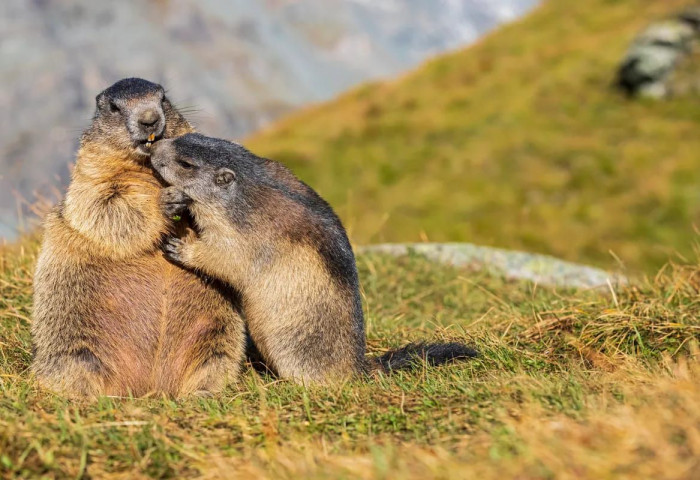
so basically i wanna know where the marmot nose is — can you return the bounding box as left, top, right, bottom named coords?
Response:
left=138, top=109, right=159, bottom=127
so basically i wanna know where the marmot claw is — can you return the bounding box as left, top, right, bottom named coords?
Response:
left=163, top=236, right=185, bottom=264
left=161, top=187, right=191, bottom=218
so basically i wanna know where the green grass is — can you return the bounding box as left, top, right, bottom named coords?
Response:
left=3, top=1, right=700, bottom=477
left=247, top=0, right=700, bottom=273
left=1, top=239, right=698, bottom=478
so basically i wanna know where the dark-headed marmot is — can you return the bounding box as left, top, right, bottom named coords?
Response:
left=151, top=133, right=477, bottom=384
left=32, top=79, right=245, bottom=398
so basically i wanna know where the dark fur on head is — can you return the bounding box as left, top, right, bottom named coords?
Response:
left=83, top=77, right=191, bottom=160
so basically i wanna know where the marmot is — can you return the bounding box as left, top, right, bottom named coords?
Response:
left=151, top=133, right=477, bottom=384
left=32, top=79, right=245, bottom=398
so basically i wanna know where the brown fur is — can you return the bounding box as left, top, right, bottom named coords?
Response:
left=154, top=134, right=478, bottom=384
left=152, top=136, right=366, bottom=384
left=31, top=80, right=245, bottom=398
left=180, top=202, right=360, bottom=383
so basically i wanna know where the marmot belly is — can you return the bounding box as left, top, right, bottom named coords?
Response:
left=77, top=253, right=240, bottom=396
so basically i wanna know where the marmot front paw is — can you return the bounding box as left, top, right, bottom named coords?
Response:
left=163, top=236, right=186, bottom=264
left=161, top=187, right=192, bottom=219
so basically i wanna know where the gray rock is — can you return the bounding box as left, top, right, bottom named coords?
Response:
left=617, top=9, right=700, bottom=98
left=679, top=6, right=700, bottom=32
left=358, top=243, right=626, bottom=289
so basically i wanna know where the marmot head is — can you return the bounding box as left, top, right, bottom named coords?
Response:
left=84, top=78, right=192, bottom=160
left=151, top=133, right=260, bottom=213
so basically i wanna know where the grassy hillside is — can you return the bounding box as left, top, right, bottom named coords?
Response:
left=3, top=1, right=700, bottom=478
left=1, top=240, right=699, bottom=478
left=248, top=0, right=700, bottom=273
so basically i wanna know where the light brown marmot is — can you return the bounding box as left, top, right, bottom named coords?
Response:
left=32, top=79, right=245, bottom=398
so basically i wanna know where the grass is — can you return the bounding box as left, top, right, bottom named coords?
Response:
left=3, top=1, right=700, bottom=477
left=1, top=239, right=698, bottom=478
left=247, top=0, right=700, bottom=273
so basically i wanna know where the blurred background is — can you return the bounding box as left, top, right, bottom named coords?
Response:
left=0, top=0, right=537, bottom=239
left=2, top=0, right=700, bottom=274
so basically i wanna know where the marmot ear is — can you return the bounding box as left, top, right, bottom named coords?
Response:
left=215, top=168, right=236, bottom=186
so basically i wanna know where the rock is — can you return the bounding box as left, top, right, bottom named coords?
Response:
left=616, top=7, right=700, bottom=98
left=358, top=243, right=626, bottom=289
left=679, top=6, right=700, bottom=31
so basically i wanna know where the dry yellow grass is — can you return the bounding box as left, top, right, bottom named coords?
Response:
left=1, top=238, right=699, bottom=478
left=199, top=360, right=700, bottom=480
left=3, top=1, right=700, bottom=477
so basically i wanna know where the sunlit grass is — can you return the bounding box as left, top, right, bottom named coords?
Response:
left=248, top=0, right=699, bottom=273
left=1, top=239, right=698, bottom=478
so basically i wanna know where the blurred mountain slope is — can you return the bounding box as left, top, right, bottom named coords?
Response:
left=0, top=0, right=538, bottom=238
left=247, top=0, right=700, bottom=272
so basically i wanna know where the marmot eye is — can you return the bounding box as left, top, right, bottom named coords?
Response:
left=109, top=101, right=120, bottom=114
left=177, top=158, right=196, bottom=169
